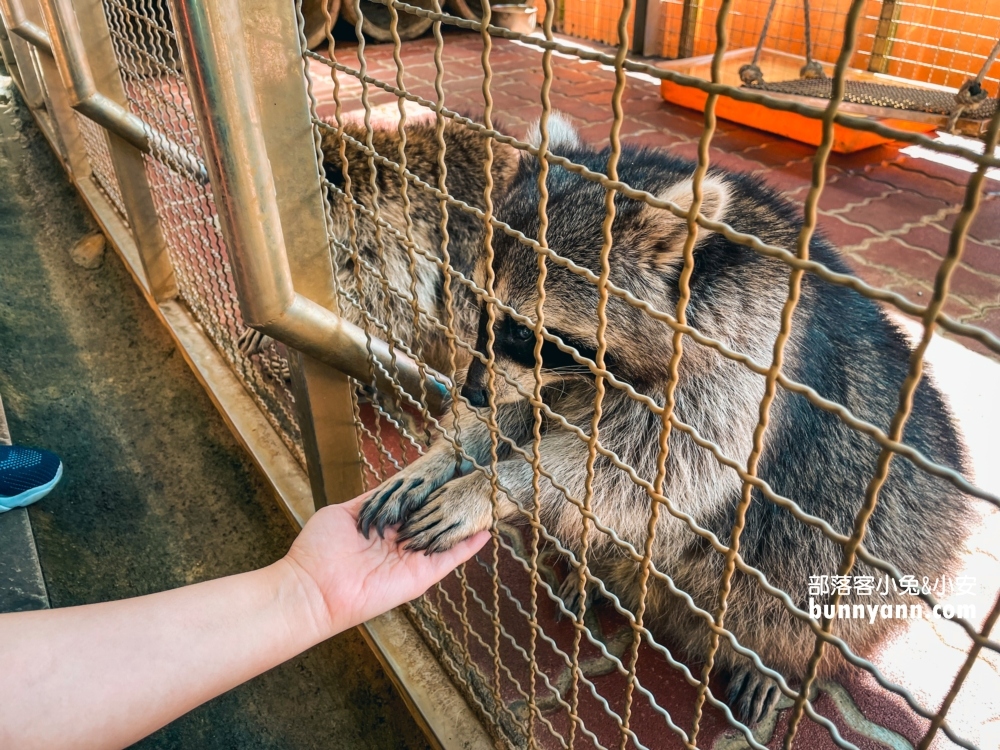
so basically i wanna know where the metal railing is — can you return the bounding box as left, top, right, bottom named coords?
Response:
left=1, top=0, right=997, bottom=747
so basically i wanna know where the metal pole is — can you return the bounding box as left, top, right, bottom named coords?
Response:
left=230, top=0, right=367, bottom=508
left=166, top=0, right=451, bottom=417
left=68, top=0, right=179, bottom=301
left=869, top=0, right=898, bottom=74
left=36, top=0, right=207, bottom=184
left=0, top=0, right=51, bottom=54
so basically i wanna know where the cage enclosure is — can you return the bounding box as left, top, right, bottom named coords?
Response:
left=1, top=0, right=999, bottom=748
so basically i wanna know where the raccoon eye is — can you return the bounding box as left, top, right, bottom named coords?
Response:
left=513, top=323, right=535, bottom=341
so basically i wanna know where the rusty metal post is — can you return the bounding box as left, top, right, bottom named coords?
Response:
left=0, top=0, right=50, bottom=54
left=869, top=0, right=898, bottom=74
left=36, top=0, right=206, bottom=182
left=8, top=0, right=90, bottom=180
left=168, top=0, right=439, bottom=506
left=59, top=0, right=178, bottom=301
left=0, top=8, right=29, bottom=100
left=234, top=0, right=366, bottom=508
left=677, top=0, right=701, bottom=58
left=0, top=6, right=44, bottom=108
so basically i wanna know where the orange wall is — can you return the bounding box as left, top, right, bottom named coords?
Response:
left=559, top=0, right=626, bottom=48
left=557, top=0, right=1000, bottom=94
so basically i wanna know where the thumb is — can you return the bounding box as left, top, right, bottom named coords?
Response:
left=422, top=531, right=491, bottom=582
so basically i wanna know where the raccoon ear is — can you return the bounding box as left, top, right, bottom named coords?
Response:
left=527, top=112, right=582, bottom=152
left=642, top=174, right=730, bottom=266
left=659, top=174, right=729, bottom=227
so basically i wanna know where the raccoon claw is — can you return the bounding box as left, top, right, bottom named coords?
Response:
left=397, top=480, right=488, bottom=554
left=358, top=451, right=461, bottom=538
left=556, top=567, right=598, bottom=620
left=726, top=666, right=782, bottom=727
left=358, top=475, right=426, bottom=538
left=237, top=327, right=273, bottom=357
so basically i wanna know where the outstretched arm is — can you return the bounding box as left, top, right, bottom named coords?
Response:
left=0, top=493, right=488, bottom=750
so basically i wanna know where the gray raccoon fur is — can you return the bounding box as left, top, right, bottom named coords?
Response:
left=358, top=119, right=974, bottom=726
left=239, top=117, right=519, bottom=379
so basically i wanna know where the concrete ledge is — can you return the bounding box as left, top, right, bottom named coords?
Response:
left=0, top=508, right=49, bottom=613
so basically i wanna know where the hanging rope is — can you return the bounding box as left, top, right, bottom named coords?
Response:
left=739, top=0, right=778, bottom=87
left=948, top=38, right=1000, bottom=132
left=800, top=0, right=825, bottom=80
left=740, top=0, right=826, bottom=87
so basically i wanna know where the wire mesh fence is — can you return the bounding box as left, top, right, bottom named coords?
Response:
left=651, top=0, right=1000, bottom=95
left=866, top=0, right=1000, bottom=90
left=6, top=0, right=999, bottom=745
left=95, top=0, right=306, bottom=468
left=74, top=110, right=129, bottom=224
left=300, top=0, right=999, bottom=748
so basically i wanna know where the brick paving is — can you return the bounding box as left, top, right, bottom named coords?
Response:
left=310, top=28, right=999, bottom=361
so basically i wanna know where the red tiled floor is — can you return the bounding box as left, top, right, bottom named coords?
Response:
left=843, top=191, right=953, bottom=232
left=813, top=174, right=894, bottom=213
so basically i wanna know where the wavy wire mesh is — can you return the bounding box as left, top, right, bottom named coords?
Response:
left=74, top=111, right=129, bottom=224
left=652, top=0, right=1000, bottom=90
left=298, top=1, right=999, bottom=748
left=864, top=0, right=1000, bottom=90
left=97, top=0, right=305, bottom=467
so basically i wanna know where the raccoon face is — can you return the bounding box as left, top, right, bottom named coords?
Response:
left=460, top=165, right=731, bottom=408
left=460, top=301, right=610, bottom=407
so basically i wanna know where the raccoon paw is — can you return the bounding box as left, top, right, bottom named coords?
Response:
left=358, top=450, right=461, bottom=539
left=396, top=472, right=491, bottom=554
left=725, top=665, right=782, bottom=727
left=556, top=565, right=599, bottom=620
left=237, top=327, right=273, bottom=357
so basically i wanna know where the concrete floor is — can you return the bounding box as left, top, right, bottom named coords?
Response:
left=0, top=71, right=429, bottom=749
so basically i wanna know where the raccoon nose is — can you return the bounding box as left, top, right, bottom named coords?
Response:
left=461, top=383, right=489, bottom=408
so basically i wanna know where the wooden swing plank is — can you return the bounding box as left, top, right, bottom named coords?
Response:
left=658, top=48, right=956, bottom=153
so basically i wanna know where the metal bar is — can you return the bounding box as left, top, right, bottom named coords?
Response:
left=69, top=0, right=178, bottom=301
left=0, top=11, right=19, bottom=77
left=673, top=0, right=736, bottom=742
left=473, top=0, right=512, bottom=741
left=241, top=0, right=365, bottom=509
left=632, top=0, right=647, bottom=56
left=570, top=0, right=639, bottom=742
left=36, top=0, right=206, bottom=184
left=1, top=2, right=44, bottom=109
left=166, top=0, right=450, bottom=418
left=526, top=0, right=556, bottom=742
left=0, top=0, right=50, bottom=54
left=700, top=0, right=866, bottom=745
left=27, top=35, right=89, bottom=177
left=677, top=0, right=699, bottom=58
left=0, top=0, right=83, bottom=173
left=868, top=0, right=899, bottom=74
left=340, top=0, right=418, bottom=487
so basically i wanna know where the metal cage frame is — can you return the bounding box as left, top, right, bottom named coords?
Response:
left=1, top=0, right=997, bottom=747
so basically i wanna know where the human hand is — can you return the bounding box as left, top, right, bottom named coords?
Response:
left=281, top=491, right=490, bottom=640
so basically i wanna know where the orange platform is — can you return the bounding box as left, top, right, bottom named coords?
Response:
left=659, top=48, right=940, bottom=154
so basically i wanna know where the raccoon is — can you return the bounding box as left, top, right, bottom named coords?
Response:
left=239, top=116, right=519, bottom=379
left=358, top=120, right=974, bottom=726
